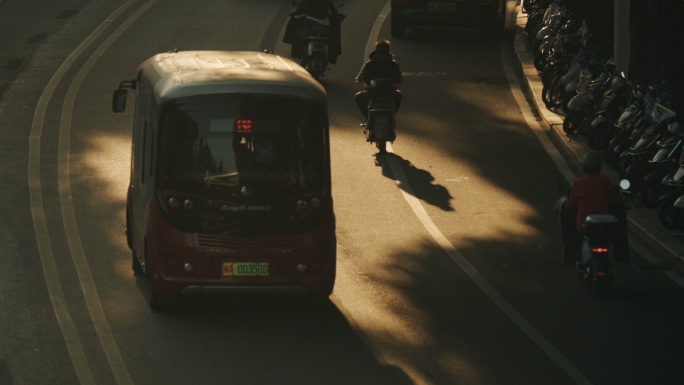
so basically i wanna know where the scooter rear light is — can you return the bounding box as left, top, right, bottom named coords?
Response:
left=592, top=248, right=609, bottom=253
left=596, top=271, right=606, bottom=276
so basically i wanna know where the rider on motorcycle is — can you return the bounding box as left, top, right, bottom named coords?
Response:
left=559, top=152, right=628, bottom=264
left=354, top=40, right=403, bottom=120
left=283, top=0, right=343, bottom=65
left=564, top=153, right=623, bottom=230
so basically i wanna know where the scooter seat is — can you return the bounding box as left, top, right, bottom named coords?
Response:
left=584, top=214, right=618, bottom=224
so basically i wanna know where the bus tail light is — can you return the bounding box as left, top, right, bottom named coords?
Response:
left=183, top=199, right=194, bottom=210
left=296, top=200, right=307, bottom=210
left=168, top=197, right=179, bottom=208
left=311, top=197, right=321, bottom=209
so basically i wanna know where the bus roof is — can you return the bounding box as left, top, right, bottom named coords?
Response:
left=137, top=51, right=328, bottom=106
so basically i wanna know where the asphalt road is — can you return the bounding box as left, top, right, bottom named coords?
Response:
left=1, top=1, right=684, bottom=384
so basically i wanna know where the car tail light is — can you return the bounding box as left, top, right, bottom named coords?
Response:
left=596, top=271, right=606, bottom=276
left=592, top=248, right=609, bottom=253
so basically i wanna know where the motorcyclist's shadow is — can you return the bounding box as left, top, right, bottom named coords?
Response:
left=374, top=153, right=454, bottom=212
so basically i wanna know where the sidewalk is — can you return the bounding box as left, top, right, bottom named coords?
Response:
left=513, top=7, right=684, bottom=272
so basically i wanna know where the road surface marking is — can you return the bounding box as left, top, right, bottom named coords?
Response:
left=57, top=1, right=164, bottom=384
left=368, top=1, right=592, bottom=384
left=28, top=2, right=140, bottom=383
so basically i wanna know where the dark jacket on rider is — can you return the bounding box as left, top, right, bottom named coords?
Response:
left=282, top=0, right=343, bottom=64
left=356, top=51, right=403, bottom=86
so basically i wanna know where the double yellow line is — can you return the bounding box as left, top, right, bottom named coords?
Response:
left=28, top=0, right=159, bottom=383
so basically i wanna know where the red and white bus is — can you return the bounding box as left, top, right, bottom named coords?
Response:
left=112, top=51, right=335, bottom=309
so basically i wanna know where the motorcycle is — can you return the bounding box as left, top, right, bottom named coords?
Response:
left=555, top=180, right=631, bottom=297
left=290, top=0, right=345, bottom=80
left=362, top=78, right=397, bottom=154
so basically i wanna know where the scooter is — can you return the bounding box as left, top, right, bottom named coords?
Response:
left=293, top=0, right=345, bottom=80
left=362, top=78, right=397, bottom=154
left=555, top=180, right=631, bottom=297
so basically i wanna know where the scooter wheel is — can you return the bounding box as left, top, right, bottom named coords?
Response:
left=376, top=141, right=387, bottom=154
left=659, top=196, right=679, bottom=230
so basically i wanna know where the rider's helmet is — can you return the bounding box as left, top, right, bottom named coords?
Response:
left=374, top=40, right=391, bottom=54
left=581, top=152, right=602, bottom=173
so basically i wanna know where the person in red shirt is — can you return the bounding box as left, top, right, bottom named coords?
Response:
left=564, top=153, right=623, bottom=230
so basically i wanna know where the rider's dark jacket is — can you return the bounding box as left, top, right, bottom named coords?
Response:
left=282, top=0, right=343, bottom=64
left=356, top=51, right=403, bottom=86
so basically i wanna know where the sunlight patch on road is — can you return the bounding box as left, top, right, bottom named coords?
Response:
left=75, top=133, right=130, bottom=203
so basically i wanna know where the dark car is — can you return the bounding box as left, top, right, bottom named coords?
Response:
left=390, top=0, right=506, bottom=38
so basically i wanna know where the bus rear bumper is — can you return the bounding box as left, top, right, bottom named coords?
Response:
left=181, top=285, right=308, bottom=294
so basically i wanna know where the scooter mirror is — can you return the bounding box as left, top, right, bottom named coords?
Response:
left=619, top=179, right=631, bottom=190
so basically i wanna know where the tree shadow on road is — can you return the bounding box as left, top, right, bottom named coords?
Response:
left=374, top=152, right=454, bottom=212
left=134, top=275, right=414, bottom=385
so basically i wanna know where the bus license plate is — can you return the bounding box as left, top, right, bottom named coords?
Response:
left=428, top=2, right=459, bottom=11
left=222, top=263, right=269, bottom=276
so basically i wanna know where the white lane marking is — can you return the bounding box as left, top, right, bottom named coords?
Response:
left=629, top=238, right=684, bottom=290
left=58, top=1, right=162, bottom=384
left=368, top=1, right=593, bottom=383
left=28, top=1, right=139, bottom=384
left=363, top=1, right=391, bottom=61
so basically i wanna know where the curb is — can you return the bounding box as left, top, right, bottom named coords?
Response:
left=513, top=7, right=684, bottom=271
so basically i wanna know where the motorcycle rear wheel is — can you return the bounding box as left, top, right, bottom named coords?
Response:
left=376, top=141, right=387, bottom=154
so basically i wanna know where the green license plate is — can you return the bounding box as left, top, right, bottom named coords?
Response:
left=222, top=263, right=269, bottom=276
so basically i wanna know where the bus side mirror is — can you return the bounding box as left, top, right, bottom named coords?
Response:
left=112, top=79, right=136, bottom=113
left=112, top=89, right=127, bottom=113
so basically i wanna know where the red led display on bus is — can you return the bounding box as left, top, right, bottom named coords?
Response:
left=237, top=119, right=252, bottom=133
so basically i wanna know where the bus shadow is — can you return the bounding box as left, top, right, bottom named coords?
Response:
left=374, top=152, right=454, bottom=212
left=134, top=276, right=413, bottom=385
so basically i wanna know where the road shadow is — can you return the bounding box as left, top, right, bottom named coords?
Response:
left=0, top=360, right=13, bottom=385
left=374, top=152, right=454, bottom=211
left=361, top=235, right=684, bottom=384
left=134, top=276, right=413, bottom=385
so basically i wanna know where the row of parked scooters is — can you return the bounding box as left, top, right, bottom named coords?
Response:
left=525, top=0, right=683, bottom=231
